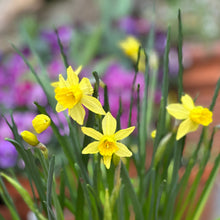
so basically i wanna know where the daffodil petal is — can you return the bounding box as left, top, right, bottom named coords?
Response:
left=67, top=66, right=79, bottom=86
left=176, top=118, right=199, bottom=140
left=79, top=78, right=93, bottom=95
left=68, top=103, right=85, bottom=125
left=56, top=103, right=66, bottom=112
left=166, top=104, right=189, bottom=119
left=82, top=141, right=99, bottom=154
left=181, top=94, right=195, bottom=111
left=74, top=65, right=82, bottom=75
left=102, top=112, right=116, bottom=135
left=103, top=156, right=112, bottom=169
left=81, top=127, right=103, bottom=140
left=59, top=74, right=69, bottom=88
left=115, top=142, right=132, bottom=157
left=51, top=81, right=59, bottom=88
left=114, top=126, right=135, bottom=141
left=81, top=95, right=106, bottom=115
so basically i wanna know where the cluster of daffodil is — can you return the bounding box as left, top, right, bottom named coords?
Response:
left=51, top=65, right=135, bottom=169
left=20, top=114, right=51, bottom=158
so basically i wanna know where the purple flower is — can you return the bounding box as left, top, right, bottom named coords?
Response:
left=40, top=26, right=73, bottom=53
left=100, top=62, right=145, bottom=128
left=47, top=59, right=65, bottom=80
left=169, top=48, right=179, bottom=76
left=119, top=17, right=150, bottom=35
left=4, top=53, right=29, bottom=80
left=0, top=140, right=18, bottom=169
left=154, top=31, right=167, bottom=55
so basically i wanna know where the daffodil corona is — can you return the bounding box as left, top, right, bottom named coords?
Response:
left=167, top=94, right=213, bottom=140
left=81, top=112, right=134, bottom=169
left=51, top=66, right=106, bottom=125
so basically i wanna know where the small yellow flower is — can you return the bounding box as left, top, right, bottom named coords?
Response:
left=151, top=129, right=157, bottom=139
left=167, top=94, right=213, bottom=140
left=32, top=114, right=51, bottom=134
left=20, top=130, right=39, bottom=146
left=81, top=112, right=134, bottom=169
left=51, top=65, right=106, bottom=125
left=119, top=36, right=145, bottom=72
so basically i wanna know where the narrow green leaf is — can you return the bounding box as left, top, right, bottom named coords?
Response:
left=128, top=46, right=141, bottom=128
left=104, top=85, right=110, bottom=112
left=121, top=163, right=144, bottom=220
left=75, top=163, right=93, bottom=220
left=47, top=156, right=56, bottom=220
left=0, top=177, right=20, bottom=220
left=193, top=153, right=220, bottom=220
left=59, top=168, right=66, bottom=210
left=0, top=173, right=47, bottom=220
left=177, top=9, right=184, bottom=101
left=11, top=44, right=55, bottom=108
left=55, top=28, right=69, bottom=69
left=87, top=184, right=103, bottom=219
left=209, top=78, right=220, bottom=111
left=75, top=181, right=85, bottom=220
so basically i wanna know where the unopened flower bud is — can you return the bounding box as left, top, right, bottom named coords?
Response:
left=21, top=131, right=39, bottom=146
left=149, top=50, right=159, bottom=71
left=36, top=143, right=48, bottom=159
left=151, top=129, right=157, bottom=139
left=32, top=114, right=51, bottom=134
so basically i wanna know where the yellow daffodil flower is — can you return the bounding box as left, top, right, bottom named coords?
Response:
left=119, top=36, right=145, bottom=72
left=32, top=114, right=51, bottom=134
left=20, top=131, right=39, bottom=146
left=81, top=112, right=134, bottom=169
left=166, top=94, right=213, bottom=140
left=51, top=65, right=106, bottom=125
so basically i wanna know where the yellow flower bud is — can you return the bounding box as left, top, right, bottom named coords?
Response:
left=151, top=129, right=157, bottom=139
left=20, top=131, right=39, bottom=146
left=32, top=114, right=51, bottom=134
left=36, top=143, right=48, bottom=159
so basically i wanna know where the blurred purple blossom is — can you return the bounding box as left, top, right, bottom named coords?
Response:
left=0, top=140, right=18, bottom=169
left=119, top=17, right=150, bottom=35
left=40, top=26, right=73, bottom=53
left=47, top=58, right=65, bottom=80
left=100, top=62, right=145, bottom=128
left=169, top=48, right=179, bottom=76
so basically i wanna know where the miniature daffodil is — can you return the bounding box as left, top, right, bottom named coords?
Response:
left=51, top=65, right=106, bottom=125
left=81, top=112, right=134, bottom=169
left=167, top=94, right=212, bottom=140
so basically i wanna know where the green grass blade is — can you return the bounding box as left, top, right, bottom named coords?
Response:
left=75, top=163, right=93, bottom=220
left=209, top=78, right=220, bottom=111
left=11, top=44, right=55, bottom=108
left=121, top=163, right=144, bottom=220
left=193, top=153, right=220, bottom=220
left=0, top=177, right=20, bottom=220
left=55, top=28, right=69, bottom=68
left=47, top=156, right=56, bottom=220
left=177, top=9, right=184, bottom=101
left=0, top=173, right=47, bottom=220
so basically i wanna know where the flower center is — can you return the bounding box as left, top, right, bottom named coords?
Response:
left=189, top=106, right=212, bottom=126
left=55, top=85, right=82, bottom=109
left=98, top=136, right=118, bottom=156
